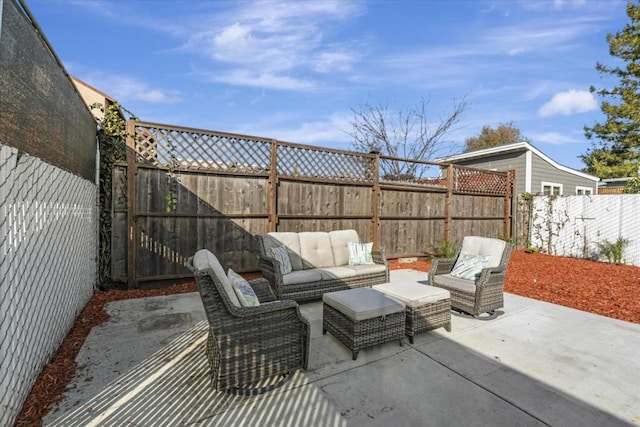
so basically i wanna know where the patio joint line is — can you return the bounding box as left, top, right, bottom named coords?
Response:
left=410, top=344, right=552, bottom=426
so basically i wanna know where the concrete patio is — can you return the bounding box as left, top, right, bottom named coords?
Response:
left=43, top=269, right=640, bottom=426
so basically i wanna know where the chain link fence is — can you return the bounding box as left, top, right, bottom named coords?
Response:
left=0, top=143, right=97, bottom=427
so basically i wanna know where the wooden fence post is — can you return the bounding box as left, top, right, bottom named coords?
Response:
left=268, top=140, right=278, bottom=232
left=371, top=152, right=380, bottom=250
left=444, top=164, right=453, bottom=243
left=126, top=120, right=138, bottom=289
left=504, top=170, right=515, bottom=240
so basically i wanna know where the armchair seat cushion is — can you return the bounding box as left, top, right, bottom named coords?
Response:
left=432, top=274, right=477, bottom=293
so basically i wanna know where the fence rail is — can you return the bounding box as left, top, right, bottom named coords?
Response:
left=116, top=120, right=514, bottom=287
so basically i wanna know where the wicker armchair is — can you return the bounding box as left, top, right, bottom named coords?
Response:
left=187, top=249, right=310, bottom=395
left=428, top=236, right=513, bottom=317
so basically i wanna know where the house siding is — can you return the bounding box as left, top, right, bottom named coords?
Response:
left=530, top=152, right=595, bottom=195
left=449, top=151, right=527, bottom=194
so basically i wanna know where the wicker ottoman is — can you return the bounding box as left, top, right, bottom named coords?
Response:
left=322, top=288, right=406, bottom=360
left=373, top=281, right=451, bottom=344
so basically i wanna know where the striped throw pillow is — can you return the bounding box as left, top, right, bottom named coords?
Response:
left=450, top=254, right=491, bottom=280
left=227, top=269, right=260, bottom=307
left=348, top=242, right=374, bottom=266
left=269, top=246, right=293, bottom=274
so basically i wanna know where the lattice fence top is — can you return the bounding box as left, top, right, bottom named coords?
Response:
left=379, top=157, right=448, bottom=188
left=452, top=166, right=508, bottom=195
left=130, top=121, right=511, bottom=194
left=133, top=124, right=271, bottom=174
left=277, top=143, right=375, bottom=183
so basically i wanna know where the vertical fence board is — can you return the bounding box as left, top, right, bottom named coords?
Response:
left=118, top=121, right=513, bottom=283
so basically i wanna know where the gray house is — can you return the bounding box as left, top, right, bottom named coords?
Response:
left=437, top=142, right=600, bottom=196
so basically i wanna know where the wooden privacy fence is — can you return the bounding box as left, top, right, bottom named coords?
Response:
left=113, top=120, right=514, bottom=287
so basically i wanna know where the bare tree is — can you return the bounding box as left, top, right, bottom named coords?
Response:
left=347, top=95, right=470, bottom=179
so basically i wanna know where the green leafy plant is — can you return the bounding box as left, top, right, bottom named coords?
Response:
left=431, top=239, right=458, bottom=258
left=596, top=237, right=630, bottom=264
left=525, top=245, right=540, bottom=254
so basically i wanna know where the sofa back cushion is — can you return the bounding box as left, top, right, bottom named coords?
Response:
left=262, top=232, right=304, bottom=271
left=192, top=249, right=241, bottom=307
left=329, top=229, right=360, bottom=266
left=299, top=232, right=335, bottom=268
left=460, top=236, right=507, bottom=268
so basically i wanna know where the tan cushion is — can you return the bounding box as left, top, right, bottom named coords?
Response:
left=282, top=269, right=323, bottom=286
left=323, top=288, right=405, bottom=321
left=263, top=232, right=304, bottom=271
left=192, top=249, right=241, bottom=307
left=373, top=282, right=450, bottom=308
left=432, top=274, right=476, bottom=293
left=329, top=229, right=359, bottom=266
left=347, top=264, right=387, bottom=275
left=315, top=266, right=357, bottom=281
left=460, top=236, right=507, bottom=268
left=299, top=232, right=334, bottom=268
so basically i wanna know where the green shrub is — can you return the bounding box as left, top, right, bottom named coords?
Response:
left=431, top=239, right=458, bottom=258
left=596, top=237, right=630, bottom=264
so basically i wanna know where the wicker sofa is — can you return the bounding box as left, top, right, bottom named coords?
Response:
left=187, top=249, right=309, bottom=394
left=256, top=229, right=389, bottom=302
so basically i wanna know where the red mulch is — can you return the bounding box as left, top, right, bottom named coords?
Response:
left=16, top=250, right=640, bottom=426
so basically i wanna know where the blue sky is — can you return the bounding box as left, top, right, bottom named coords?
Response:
left=27, top=0, right=630, bottom=171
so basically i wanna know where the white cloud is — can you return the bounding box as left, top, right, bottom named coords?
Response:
left=538, top=89, right=597, bottom=117
left=211, top=70, right=316, bottom=91
left=532, top=131, right=582, bottom=145
left=81, top=72, right=182, bottom=104
left=180, top=1, right=363, bottom=89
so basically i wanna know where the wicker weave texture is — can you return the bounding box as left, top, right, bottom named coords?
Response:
left=405, top=299, right=451, bottom=343
left=187, top=258, right=310, bottom=392
left=256, top=234, right=389, bottom=302
left=322, top=304, right=405, bottom=360
left=428, top=239, right=513, bottom=316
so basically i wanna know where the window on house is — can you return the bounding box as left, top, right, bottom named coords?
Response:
left=576, top=186, right=593, bottom=195
left=541, top=182, right=562, bottom=196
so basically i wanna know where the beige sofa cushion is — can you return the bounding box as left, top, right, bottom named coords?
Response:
left=192, top=249, right=241, bottom=307
left=282, top=269, right=323, bottom=286
left=460, top=236, right=506, bottom=268
left=329, top=229, right=359, bottom=266
left=347, top=264, right=386, bottom=275
left=263, top=232, right=304, bottom=271
left=299, top=232, right=334, bottom=268
left=315, top=266, right=357, bottom=281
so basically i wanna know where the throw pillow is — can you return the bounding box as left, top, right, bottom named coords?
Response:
left=450, top=254, right=491, bottom=280
left=348, top=241, right=374, bottom=266
left=227, top=269, right=260, bottom=307
left=269, top=246, right=293, bottom=274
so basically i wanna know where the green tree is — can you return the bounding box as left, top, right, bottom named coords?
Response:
left=464, top=121, right=529, bottom=152
left=582, top=2, right=640, bottom=179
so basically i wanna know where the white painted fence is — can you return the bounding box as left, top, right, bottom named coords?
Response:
left=530, top=194, right=640, bottom=266
left=0, top=144, right=97, bottom=426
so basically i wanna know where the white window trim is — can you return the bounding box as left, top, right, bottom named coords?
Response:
left=524, top=151, right=532, bottom=193
left=541, top=181, right=563, bottom=196
left=575, top=186, right=594, bottom=195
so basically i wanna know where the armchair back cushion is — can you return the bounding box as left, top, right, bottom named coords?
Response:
left=193, top=249, right=241, bottom=307
left=299, top=232, right=334, bottom=268
left=459, top=236, right=507, bottom=268
left=329, top=229, right=360, bottom=266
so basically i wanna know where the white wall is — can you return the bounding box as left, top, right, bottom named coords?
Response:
left=530, top=194, right=640, bottom=265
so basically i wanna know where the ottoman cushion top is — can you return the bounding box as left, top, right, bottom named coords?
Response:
left=323, top=288, right=405, bottom=321
left=373, top=281, right=450, bottom=308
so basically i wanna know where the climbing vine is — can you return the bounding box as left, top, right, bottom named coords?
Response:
left=91, top=102, right=137, bottom=286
